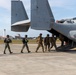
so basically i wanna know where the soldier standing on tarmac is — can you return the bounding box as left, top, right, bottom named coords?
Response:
left=35, top=33, right=44, bottom=53
left=44, top=34, right=50, bottom=52
left=21, top=35, right=31, bottom=53
left=4, top=35, right=13, bottom=54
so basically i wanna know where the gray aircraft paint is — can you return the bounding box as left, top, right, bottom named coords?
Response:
left=11, top=0, right=30, bottom=32
left=11, top=0, right=76, bottom=42
left=31, top=0, right=76, bottom=42
left=53, top=23, right=76, bottom=41
left=31, top=0, right=55, bottom=30
left=11, top=0, right=28, bottom=24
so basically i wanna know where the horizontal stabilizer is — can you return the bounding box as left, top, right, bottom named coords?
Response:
left=11, top=20, right=30, bottom=32
left=11, top=25, right=30, bottom=32
left=31, top=0, right=55, bottom=30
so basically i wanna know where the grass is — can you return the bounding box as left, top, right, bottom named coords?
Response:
left=0, top=39, right=37, bottom=44
left=0, top=39, right=60, bottom=44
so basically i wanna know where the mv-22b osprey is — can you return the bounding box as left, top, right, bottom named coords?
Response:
left=11, top=0, right=76, bottom=51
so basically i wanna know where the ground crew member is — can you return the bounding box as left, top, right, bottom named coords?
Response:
left=35, top=33, right=44, bottom=53
left=4, top=35, right=13, bottom=54
left=49, top=34, right=57, bottom=51
left=21, top=35, right=31, bottom=53
left=44, top=34, right=50, bottom=52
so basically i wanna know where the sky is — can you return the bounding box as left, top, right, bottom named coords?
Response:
left=0, top=0, right=76, bottom=37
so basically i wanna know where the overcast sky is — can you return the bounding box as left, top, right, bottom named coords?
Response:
left=0, top=0, right=76, bottom=37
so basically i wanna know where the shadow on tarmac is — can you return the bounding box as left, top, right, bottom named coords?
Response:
left=0, top=49, right=76, bottom=57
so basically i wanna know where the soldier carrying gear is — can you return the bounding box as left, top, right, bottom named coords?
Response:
left=35, top=33, right=44, bottom=53
left=44, top=34, right=50, bottom=52
left=49, top=34, right=57, bottom=51
left=4, top=35, right=13, bottom=54
left=59, top=34, right=64, bottom=46
left=21, top=35, right=31, bottom=53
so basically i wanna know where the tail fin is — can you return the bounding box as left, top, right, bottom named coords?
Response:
left=11, top=0, right=28, bottom=24
left=11, top=0, right=30, bottom=32
left=31, top=0, right=55, bottom=30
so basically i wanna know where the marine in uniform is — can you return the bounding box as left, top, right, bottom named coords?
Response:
left=44, top=34, right=50, bottom=52
left=49, top=34, right=57, bottom=51
left=35, top=33, right=44, bottom=52
left=21, top=35, right=31, bottom=53
left=4, top=35, right=13, bottom=54
left=59, top=34, right=64, bottom=46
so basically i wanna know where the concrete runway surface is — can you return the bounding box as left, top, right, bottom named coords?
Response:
left=0, top=44, right=76, bottom=75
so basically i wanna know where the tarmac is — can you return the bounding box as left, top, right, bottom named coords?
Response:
left=0, top=44, right=76, bottom=75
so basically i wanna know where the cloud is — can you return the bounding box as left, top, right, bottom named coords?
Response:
left=21, top=0, right=30, bottom=17
left=49, top=0, right=76, bottom=10
left=0, top=0, right=75, bottom=12
left=0, top=0, right=11, bottom=10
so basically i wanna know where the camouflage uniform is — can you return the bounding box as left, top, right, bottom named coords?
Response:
left=59, top=34, right=64, bottom=46
left=21, top=35, right=31, bottom=53
left=4, top=35, right=13, bottom=54
left=44, top=34, right=50, bottom=52
left=36, top=34, right=44, bottom=52
left=49, top=34, right=57, bottom=51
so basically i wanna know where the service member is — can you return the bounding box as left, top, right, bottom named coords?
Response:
left=49, top=34, right=57, bottom=51
left=4, top=35, right=13, bottom=54
left=35, top=33, right=44, bottom=52
left=59, top=34, right=64, bottom=46
left=44, top=34, right=50, bottom=52
left=21, top=35, right=31, bottom=53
